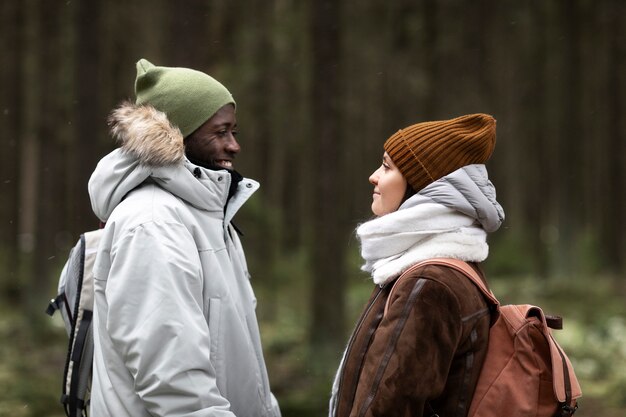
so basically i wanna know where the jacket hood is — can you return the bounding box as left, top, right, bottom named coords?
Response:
left=400, top=164, right=505, bottom=233
left=89, top=102, right=258, bottom=222
left=109, top=101, right=186, bottom=166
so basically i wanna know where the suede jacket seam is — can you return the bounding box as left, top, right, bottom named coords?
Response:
left=357, top=278, right=428, bottom=417
left=334, top=286, right=386, bottom=417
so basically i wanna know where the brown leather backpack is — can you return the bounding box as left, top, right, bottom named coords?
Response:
left=386, top=258, right=582, bottom=417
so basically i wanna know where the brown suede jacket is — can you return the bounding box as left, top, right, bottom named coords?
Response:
left=332, top=262, right=492, bottom=417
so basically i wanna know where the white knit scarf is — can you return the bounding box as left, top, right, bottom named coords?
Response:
left=356, top=202, right=488, bottom=285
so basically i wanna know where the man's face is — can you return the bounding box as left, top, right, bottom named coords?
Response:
left=184, top=104, right=240, bottom=170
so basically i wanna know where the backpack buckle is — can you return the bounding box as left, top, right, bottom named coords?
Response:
left=46, top=295, right=64, bottom=316
left=558, top=402, right=578, bottom=416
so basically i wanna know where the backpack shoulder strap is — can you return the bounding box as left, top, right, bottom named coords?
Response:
left=424, top=258, right=499, bottom=307
left=384, top=258, right=500, bottom=316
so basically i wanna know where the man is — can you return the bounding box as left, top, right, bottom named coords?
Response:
left=88, top=59, right=281, bottom=417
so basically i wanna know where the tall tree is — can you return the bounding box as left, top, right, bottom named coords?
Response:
left=17, top=0, right=43, bottom=308
left=309, top=0, right=347, bottom=352
left=72, top=0, right=106, bottom=234
left=605, top=0, right=626, bottom=273
left=33, top=0, right=66, bottom=310
left=0, top=0, right=22, bottom=302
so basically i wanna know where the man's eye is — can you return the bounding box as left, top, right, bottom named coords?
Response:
left=232, top=130, right=239, bottom=137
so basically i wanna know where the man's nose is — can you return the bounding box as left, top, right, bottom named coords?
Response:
left=226, top=135, right=241, bottom=154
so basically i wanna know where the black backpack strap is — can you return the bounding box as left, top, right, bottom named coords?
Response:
left=66, top=235, right=88, bottom=417
left=68, top=310, right=93, bottom=417
left=553, top=336, right=578, bottom=417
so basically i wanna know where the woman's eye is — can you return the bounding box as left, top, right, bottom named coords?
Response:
left=232, top=130, right=239, bottom=137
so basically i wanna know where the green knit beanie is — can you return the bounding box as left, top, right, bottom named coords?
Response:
left=134, top=58, right=235, bottom=138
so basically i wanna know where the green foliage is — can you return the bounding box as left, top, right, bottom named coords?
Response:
left=255, top=249, right=337, bottom=417
left=487, top=227, right=610, bottom=280
left=0, top=305, right=67, bottom=417
left=564, top=317, right=626, bottom=408
left=572, top=229, right=606, bottom=276
left=261, top=311, right=334, bottom=417
left=484, top=231, right=537, bottom=276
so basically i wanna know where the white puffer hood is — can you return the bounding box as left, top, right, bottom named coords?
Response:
left=401, top=164, right=504, bottom=233
left=88, top=102, right=258, bottom=223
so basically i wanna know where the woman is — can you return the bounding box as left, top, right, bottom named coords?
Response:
left=329, top=114, right=505, bottom=417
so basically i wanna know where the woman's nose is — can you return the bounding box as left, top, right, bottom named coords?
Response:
left=369, top=170, right=379, bottom=186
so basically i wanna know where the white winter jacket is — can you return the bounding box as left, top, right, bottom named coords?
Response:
left=87, top=103, right=281, bottom=417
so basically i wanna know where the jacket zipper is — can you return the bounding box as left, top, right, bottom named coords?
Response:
left=333, top=285, right=386, bottom=417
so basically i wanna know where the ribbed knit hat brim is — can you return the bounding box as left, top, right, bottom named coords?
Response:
left=384, top=114, right=496, bottom=192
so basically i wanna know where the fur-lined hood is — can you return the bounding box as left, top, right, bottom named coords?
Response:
left=108, top=101, right=185, bottom=167
left=88, top=102, right=259, bottom=223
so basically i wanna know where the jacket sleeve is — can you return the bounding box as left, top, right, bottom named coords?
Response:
left=105, top=221, right=236, bottom=417
left=350, top=275, right=463, bottom=417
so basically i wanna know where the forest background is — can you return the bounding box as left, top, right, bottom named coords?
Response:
left=1, top=0, right=625, bottom=416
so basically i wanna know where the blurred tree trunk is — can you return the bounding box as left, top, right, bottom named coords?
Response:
left=17, top=0, right=42, bottom=308
left=238, top=0, right=279, bottom=316
left=421, top=0, right=440, bottom=119
left=72, top=0, right=105, bottom=233
left=273, top=1, right=311, bottom=251
left=605, top=1, right=626, bottom=273
left=33, top=0, right=66, bottom=311
left=541, top=1, right=567, bottom=276
left=523, top=4, right=551, bottom=277
left=556, top=1, right=582, bottom=275
left=340, top=1, right=388, bottom=229
left=309, top=0, right=346, bottom=353
left=0, top=0, right=22, bottom=303
left=166, top=0, right=210, bottom=67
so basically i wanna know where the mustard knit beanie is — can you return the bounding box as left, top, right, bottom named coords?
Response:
left=384, top=113, right=496, bottom=192
left=134, top=58, right=235, bottom=138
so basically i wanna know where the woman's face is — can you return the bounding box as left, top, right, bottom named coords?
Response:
left=369, top=152, right=408, bottom=216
